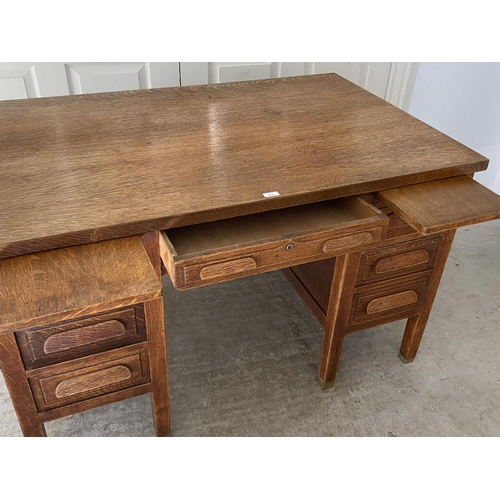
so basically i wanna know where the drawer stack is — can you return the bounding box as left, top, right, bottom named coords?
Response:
left=343, top=173, right=500, bottom=332
left=285, top=197, right=447, bottom=330
left=0, top=236, right=170, bottom=437
left=15, top=306, right=151, bottom=412
left=347, top=234, right=443, bottom=331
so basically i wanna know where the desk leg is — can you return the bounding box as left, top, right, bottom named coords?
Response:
left=144, top=297, right=171, bottom=437
left=141, top=231, right=163, bottom=279
left=318, top=253, right=361, bottom=389
left=0, top=333, right=46, bottom=437
left=399, top=229, right=456, bottom=363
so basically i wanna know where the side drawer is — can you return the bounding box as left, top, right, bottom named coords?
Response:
left=160, top=197, right=388, bottom=290
left=348, top=272, right=431, bottom=327
left=356, top=235, right=442, bottom=286
left=15, top=306, right=147, bottom=370
left=27, top=343, right=151, bottom=411
left=378, top=176, right=500, bottom=235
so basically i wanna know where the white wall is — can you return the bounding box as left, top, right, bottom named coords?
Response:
left=408, top=63, right=500, bottom=194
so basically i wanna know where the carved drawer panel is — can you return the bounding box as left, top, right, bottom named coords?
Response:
left=15, top=306, right=147, bottom=370
left=356, top=235, right=442, bottom=286
left=349, top=272, right=431, bottom=327
left=27, top=343, right=151, bottom=411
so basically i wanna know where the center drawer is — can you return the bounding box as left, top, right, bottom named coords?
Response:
left=160, top=197, right=388, bottom=290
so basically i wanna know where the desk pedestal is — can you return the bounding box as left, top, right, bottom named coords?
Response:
left=284, top=201, right=458, bottom=388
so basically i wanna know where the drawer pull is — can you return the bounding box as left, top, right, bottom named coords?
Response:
left=366, top=290, right=418, bottom=314
left=43, top=320, right=126, bottom=354
left=375, top=250, right=430, bottom=274
left=322, top=232, right=373, bottom=253
left=54, top=365, right=132, bottom=399
left=199, top=258, right=257, bottom=280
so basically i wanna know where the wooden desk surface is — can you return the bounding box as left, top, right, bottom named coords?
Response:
left=0, top=73, right=488, bottom=259
left=0, top=237, right=161, bottom=334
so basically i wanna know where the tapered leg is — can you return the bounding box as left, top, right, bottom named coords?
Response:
left=399, top=315, right=430, bottom=363
left=143, top=297, right=171, bottom=436
left=318, top=253, right=361, bottom=389
left=399, top=229, right=456, bottom=363
left=318, top=334, right=345, bottom=389
left=0, top=333, right=46, bottom=437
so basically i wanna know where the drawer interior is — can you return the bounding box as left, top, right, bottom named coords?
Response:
left=165, top=197, right=384, bottom=257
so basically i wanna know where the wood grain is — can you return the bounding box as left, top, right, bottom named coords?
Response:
left=164, top=225, right=385, bottom=291
left=294, top=260, right=336, bottom=313
left=0, top=332, right=47, bottom=436
left=379, top=176, right=500, bottom=234
left=399, top=229, right=457, bottom=362
left=0, top=74, right=488, bottom=259
left=318, top=253, right=362, bottom=388
left=286, top=201, right=430, bottom=314
left=165, top=197, right=383, bottom=256
left=356, top=235, right=442, bottom=286
left=54, top=365, right=132, bottom=398
left=0, top=237, right=161, bottom=334
left=281, top=267, right=328, bottom=327
left=144, top=297, right=170, bottom=437
left=141, top=231, right=162, bottom=278
left=366, top=290, right=418, bottom=314
left=361, top=194, right=421, bottom=244
left=374, top=249, right=429, bottom=274
left=38, top=383, right=152, bottom=423
left=15, top=305, right=147, bottom=370
left=322, top=232, right=374, bottom=252
left=27, top=343, right=151, bottom=411
left=200, top=258, right=257, bottom=279
left=349, top=271, right=431, bottom=326
left=161, top=197, right=387, bottom=290
left=43, top=320, right=126, bottom=354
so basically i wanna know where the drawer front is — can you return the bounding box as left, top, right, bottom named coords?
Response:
left=16, top=306, right=147, bottom=370
left=349, top=272, right=431, bottom=327
left=169, top=225, right=385, bottom=290
left=161, top=196, right=388, bottom=290
left=356, top=235, right=442, bottom=286
left=27, top=343, right=150, bottom=411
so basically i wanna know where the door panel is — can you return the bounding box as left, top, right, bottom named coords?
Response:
left=207, top=62, right=280, bottom=83
left=65, top=62, right=179, bottom=94
left=311, top=62, right=392, bottom=99
left=180, top=62, right=393, bottom=100
left=66, top=63, right=147, bottom=94
left=0, top=62, right=404, bottom=107
left=180, top=62, right=311, bottom=86
left=0, top=63, right=69, bottom=99
left=313, top=62, right=365, bottom=83
left=0, top=62, right=179, bottom=100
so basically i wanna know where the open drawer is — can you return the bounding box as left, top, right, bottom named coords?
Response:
left=160, top=197, right=388, bottom=290
left=378, top=176, right=500, bottom=235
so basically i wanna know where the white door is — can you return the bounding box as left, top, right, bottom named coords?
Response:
left=180, top=62, right=416, bottom=109
left=0, top=62, right=416, bottom=110
left=0, top=62, right=179, bottom=100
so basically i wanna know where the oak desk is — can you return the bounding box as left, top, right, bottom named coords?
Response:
left=1, top=74, right=499, bottom=431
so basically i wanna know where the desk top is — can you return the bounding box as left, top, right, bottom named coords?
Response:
left=0, top=73, right=488, bottom=259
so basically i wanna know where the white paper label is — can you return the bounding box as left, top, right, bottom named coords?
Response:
left=262, top=191, right=280, bottom=198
